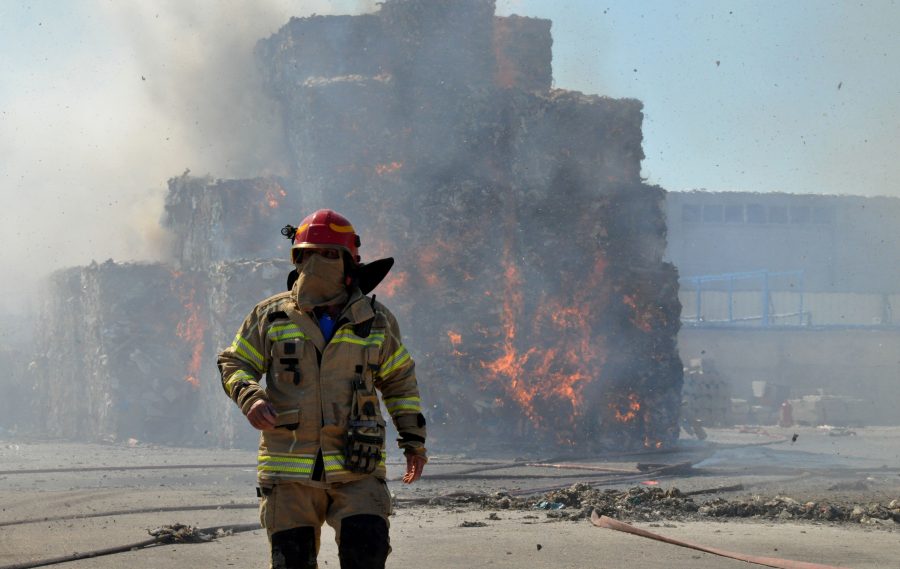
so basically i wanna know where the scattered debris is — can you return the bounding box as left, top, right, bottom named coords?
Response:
left=428, top=483, right=900, bottom=526
left=533, top=501, right=565, bottom=510
left=148, top=523, right=213, bottom=543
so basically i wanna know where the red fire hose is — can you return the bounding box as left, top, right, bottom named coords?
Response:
left=591, top=511, right=850, bottom=569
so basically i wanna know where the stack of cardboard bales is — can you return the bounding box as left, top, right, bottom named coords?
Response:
left=252, top=0, right=682, bottom=450
left=27, top=0, right=683, bottom=450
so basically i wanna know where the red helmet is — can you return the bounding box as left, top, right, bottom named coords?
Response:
left=291, top=209, right=361, bottom=264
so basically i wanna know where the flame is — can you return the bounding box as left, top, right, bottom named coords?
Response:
left=622, top=294, right=654, bottom=333
left=264, top=187, right=286, bottom=209
left=447, top=330, right=464, bottom=356
left=478, top=243, right=608, bottom=434
left=611, top=393, right=641, bottom=423
left=379, top=270, right=408, bottom=299
left=375, top=161, right=403, bottom=175
left=416, top=239, right=454, bottom=288
left=171, top=273, right=206, bottom=389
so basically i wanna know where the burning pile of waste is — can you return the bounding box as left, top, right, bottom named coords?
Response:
left=28, top=0, right=683, bottom=450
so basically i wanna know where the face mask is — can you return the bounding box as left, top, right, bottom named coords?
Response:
left=293, top=254, right=348, bottom=309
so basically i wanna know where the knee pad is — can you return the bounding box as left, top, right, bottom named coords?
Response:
left=271, top=526, right=317, bottom=569
left=338, top=514, right=389, bottom=569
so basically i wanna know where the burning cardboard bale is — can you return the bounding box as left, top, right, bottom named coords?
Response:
left=493, top=15, right=552, bottom=92
left=253, top=0, right=682, bottom=451
left=163, top=173, right=292, bottom=269
left=31, top=261, right=202, bottom=443
left=29, top=0, right=684, bottom=450
left=202, top=259, right=294, bottom=447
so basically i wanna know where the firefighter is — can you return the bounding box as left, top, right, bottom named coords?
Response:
left=217, top=209, right=427, bottom=569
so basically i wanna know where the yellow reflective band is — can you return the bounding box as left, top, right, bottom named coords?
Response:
left=224, top=370, right=256, bottom=396
left=323, top=454, right=345, bottom=472
left=331, top=330, right=384, bottom=348
left=268, top=323, right=309, bottom=342
left=380, top=346, right=410, bottom=378
left=258, top=455, right=315, bottom=474
left=232, top=334, right=264, bottom=373
left=384, top=396, right=421, bottom=414
left=258, top=465, right=313, bottom=473
left=322, top=452, right=385, bottom=472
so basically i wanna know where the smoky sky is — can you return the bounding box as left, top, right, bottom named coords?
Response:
left=2, top=0, right=899, bottom=314
left=0, top=1, right=378, bottom=312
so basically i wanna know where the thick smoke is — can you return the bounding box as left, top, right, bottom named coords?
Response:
left=0, top=1, right=376, bottom=314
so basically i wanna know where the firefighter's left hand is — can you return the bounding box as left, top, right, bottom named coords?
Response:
left=402, top=453, right=426, bottom=484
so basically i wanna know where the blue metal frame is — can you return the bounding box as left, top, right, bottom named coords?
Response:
left=681, top=270, right=805, bottom=327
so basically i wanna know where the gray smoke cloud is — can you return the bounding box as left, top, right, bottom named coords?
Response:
left=0, top=1, right=376, bottom=313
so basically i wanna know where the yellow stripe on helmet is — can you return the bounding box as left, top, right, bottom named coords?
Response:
left=329, top=223, right=355, bottom=233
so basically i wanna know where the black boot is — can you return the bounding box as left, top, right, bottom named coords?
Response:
left=338, top=514, right=389, bottom=569
left=271, top=526, right=318, bottom=569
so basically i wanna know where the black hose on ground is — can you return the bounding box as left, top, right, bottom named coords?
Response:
left=0, top=503, right=258, bottom=528
left=0, top=523, right=261, bottom=569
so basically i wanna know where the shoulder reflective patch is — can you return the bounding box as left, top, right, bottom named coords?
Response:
left=267, top=323, right=309, bottom=342
left=331, top=329, right=385, bottom=348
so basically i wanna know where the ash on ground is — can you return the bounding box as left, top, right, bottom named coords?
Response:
left=426, top=484, right=900, bottom=528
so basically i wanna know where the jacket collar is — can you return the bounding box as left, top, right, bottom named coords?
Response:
left=338, top=287, right=375, bottom=325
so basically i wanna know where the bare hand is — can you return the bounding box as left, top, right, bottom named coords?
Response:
left=402, top=453, right=427, bottom=484
left=246, top=400, right=277, bottom=431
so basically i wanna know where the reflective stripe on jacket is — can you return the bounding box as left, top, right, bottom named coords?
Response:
left=217, top=286, right=425, bottom=485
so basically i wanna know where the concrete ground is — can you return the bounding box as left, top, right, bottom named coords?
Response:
left=1, top=426, right=898, bottom=568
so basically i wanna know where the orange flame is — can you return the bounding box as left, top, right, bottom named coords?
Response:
left=447, top=330, right=464, bottom=356
left=379, top=270, right=408, bottom=299
left=171, top=278, right=205, bottom=389
left=622, top=294, right=654, bottom=333
left=264, top=188, right=286, bottom=209
left=479, top=244, right=608, bottom=433
left=375, top=161, right=403, bottom=175
left=611, top=393, right=641, bottom=423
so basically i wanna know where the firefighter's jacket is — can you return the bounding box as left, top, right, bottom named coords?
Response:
left=217, top=286, right=426, bottom=486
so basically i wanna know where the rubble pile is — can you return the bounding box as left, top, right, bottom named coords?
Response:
left=28, top=0, right=683, bottom=448
left=441, top=484, right=900, bottom=526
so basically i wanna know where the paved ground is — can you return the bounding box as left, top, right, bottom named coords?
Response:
left=1, top=426, right=898, bottom=568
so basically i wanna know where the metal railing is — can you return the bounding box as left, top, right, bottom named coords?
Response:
left=681, top=270, right=805, bottom=327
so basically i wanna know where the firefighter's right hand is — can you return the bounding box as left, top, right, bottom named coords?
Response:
left=246, top=400, right=278, bottom=431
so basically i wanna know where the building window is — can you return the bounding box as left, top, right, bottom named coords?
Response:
left=703, top=204, right=724, bottom=223
left=790, top=206, right=810, bottom=224
left=682, top=204, right=701, bottom=223
left=812, top=206, right=834, bottom=224
left=768, top=205, right=788, bottom=223
left=724, top=204, right=744, bottom=223
left=746, top=203, right=766, bottom=223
